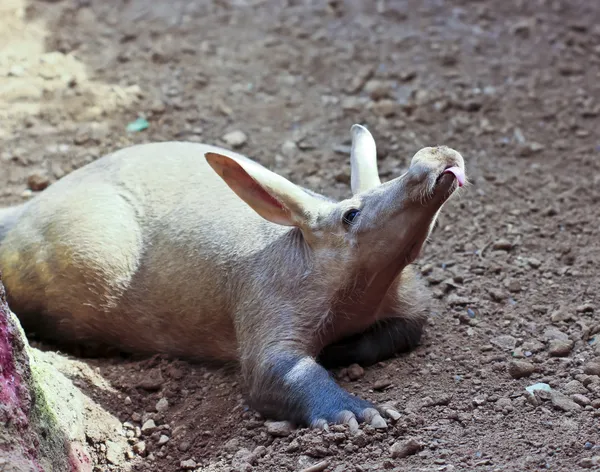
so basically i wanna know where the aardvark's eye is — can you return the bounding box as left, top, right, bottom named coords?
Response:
left=343, top=209, right=360, bottom=225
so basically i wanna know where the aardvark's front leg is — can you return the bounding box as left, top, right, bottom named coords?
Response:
left=243, top=347, right=400, bottom=430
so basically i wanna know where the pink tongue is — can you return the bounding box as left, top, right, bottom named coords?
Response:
left=443, top=166, right=465, bottom=187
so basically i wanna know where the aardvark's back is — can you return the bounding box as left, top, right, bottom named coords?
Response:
left=0, top=141, right=273, bottom=360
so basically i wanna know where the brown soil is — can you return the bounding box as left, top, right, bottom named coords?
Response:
left=2, top=0, right=600, bottom=471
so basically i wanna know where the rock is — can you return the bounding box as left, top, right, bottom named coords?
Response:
left=517, top=142, right=545, bottom=157
left=281, top=140, right=298, bottom=158
left=364, top=79, right=393, bottom=100
left=373, top=379, right=393, bottom=391
left=390, top=438, right=423, bottom=459
left=155, top=397, right=169, bottom=412
left=583, top=362, right=600, bottom=376
left=299, top=460, right=330, bottom=472
left=178, top=441, right=192, bottom=452
left=133, top=441, right=147, bottom=456
left=527, top=258, right=542, bottom=268
left=508, top=360, right=536, bottom=379
left=27, top=173, right=50, bottom=191
left=550, top=308, right=572, bottom=323
left=505, top=279, right=521, bottom=293
left=550, top=391, right=582, bottom=412
left=105, top=440, right=123, bottom=465
left=487, top=287, right=506, bottom=302
left=141, top=419, right=157, bottom=434
left=372, top=99, right=397, bottom=117
left=346, top=64, right=376, bottom=94
left=265, top=420, right=293, bottom=437
left=571, top=394, right=591, bottom=407
left=492, top=239, right=512, bottom=250
left=490, top=335, right=517, bottom=351
left=0, top=273, right=127, bottom=471
left=579, top=457, right=600, bottom=469
left=563, top=380, right=587, bottom=395
left=232, top=448, right=253, bottom=469
left=157, top=435, right=170, bottom=446
left=494, top=397, right=513, bottom=413
left=180, top=458, right=197, bottom=469
left=543, top=327, right=569, bottom=341
left=222, top=130, right=248, bottom=148
left=347, top=363, right=365, bottom=380
left=576, top=304, right=594, bottom=313
left=548, top=339, right=573, bottom=357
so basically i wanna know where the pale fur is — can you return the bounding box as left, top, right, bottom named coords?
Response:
left=0, top=127, right=466, bottom=418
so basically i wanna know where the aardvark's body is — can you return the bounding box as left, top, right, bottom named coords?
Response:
left=0, top=125, right=466, bottom=430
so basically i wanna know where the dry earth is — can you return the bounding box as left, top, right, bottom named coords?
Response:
left=1, top=0, right=600, bottom=471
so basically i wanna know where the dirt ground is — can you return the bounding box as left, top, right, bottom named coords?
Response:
left=1, top=0, right=600, bottom=470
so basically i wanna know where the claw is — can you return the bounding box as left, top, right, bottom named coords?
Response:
left=370, top=414, right=387, bottom=429
left=338, top=410, right=359, bottom=433
left=311, top=418, right=329, bottom=431
left=385, top=408, right=401, bottom=421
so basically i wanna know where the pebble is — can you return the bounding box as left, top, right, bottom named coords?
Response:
left=548, top=339, right=573, bottom=357
left=487, top=288, right=506, bottom=302
left=390, top=438, right=422, bottom=459
left=157, top=435, right=170, bottom=446
left=583, top=362, right=600, bottom=376
left=563, top=380, right=587, bottom=395
left=508, top=360, right=536, bottom=379
left=222, top=130, right=248, bottom=148
left=265, top=420, right=293, bottom=437
left=141, top=419, right=156, bottom=435
left=105, top=441, right=122, bottom=465
left=133, top=441, right=146, bottom=456
left=281, top=140, right=298, bottom=158
left=571, top=394, right=591, bottom=407
left=299, top=460, right=330, bottom=472
left=373, top=379, right=392, bottom=391
left=490, top=335, right=517, bottom=351
left=550, top=391, right=582, bottom=412
left=550, top=308, right=572, bottom=323
left=178, top=441, right=192, bottom=452
left=347, top=363, right=365, bottom=381
left=155, top=398, right=169, bottom=412
left=492, top=239, right=512, bottom=251
left=180, top=459, right=197, bottom=470
left=579, top=457, right=600, bottom=469
left=27, top=173, right=50, bottom=191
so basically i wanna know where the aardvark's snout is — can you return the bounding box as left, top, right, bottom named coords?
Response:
left=405, top=146, right=466, bottom=200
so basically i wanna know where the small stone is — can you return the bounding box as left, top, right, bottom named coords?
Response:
left=390, top=438, right=422, bottom=459
left=124, top=396, right=132, bottom=405
left=571, top=394, right=591, bottom=407
left=592, top=399, right=600, bottom=409
left=178, top=441, right=192, bottom=452
left=576, top=304, right=594, bottom=313
left=543, top=327, right=569, bottom=341
left=527, top=258, right=542, bottom=268
left=506, top=279, right=521, bottom=293
left=373, top=379, right=392, bottom=391
left=486, top=286, right=507, bottom=302
left=372, top=99, right=397, bottom=117
left=281, top=140, right=298, bottom=158
left=141, top=419, right=156, bottom=435
left=155, top=398, right=169, bottom=412
left=347, top=363, right=365, bottom=381
left=492, top=239, right=512, bottom=251
left=548, top=339, right=573, bottom=357
left=583, top=362, right=600, bottom=376
left=27, top=173, right=50, bottom=191
left=180, top=459, right=197, bottom=469
left=157, top=435, right=170, bottom=446
left=222, top=130, right=248, bottom=148
left=579, top=457, right=600, bottom=469
left=517, top=142, right=545, bottom=158
left=494, top=397, right=513, bottom=413
left=105, top=441, right=122, bottom=465
left=490, top=335, right=517, bottom=351
left=133, top=441, right=147, bottom=456
left=550, top=391, right=582, bottom=412
left=265, top=420, right=293, bottom=437
left=508, top=360, right=536, bottom=379
left=550, top=308, right=572, bottom=323
left=563, top=380, right=587, bottom=395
